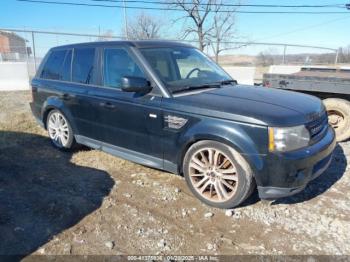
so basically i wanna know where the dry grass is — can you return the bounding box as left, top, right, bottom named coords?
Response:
left=1, top=91, right=349, bottom=256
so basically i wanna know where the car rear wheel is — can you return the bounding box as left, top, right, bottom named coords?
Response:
left=46, top=109, right=76, bottom=150
left=183, top=140, right=255, bottom=209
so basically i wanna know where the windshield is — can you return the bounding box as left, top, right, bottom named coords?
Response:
left=140, top=47, right=233, bottom=93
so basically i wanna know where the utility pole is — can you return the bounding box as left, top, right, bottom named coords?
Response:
left=335, top=48, right=339, bottom=64
left=283, top=45, right=287, bottom=65
left=123, top=0, right=129, bottom=39
left=31, top=31, right=37, bottom=71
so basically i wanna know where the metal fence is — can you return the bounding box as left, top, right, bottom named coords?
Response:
left=0, top=28, right=342, bottom=89
left=0, top=28, right=340, bottom=65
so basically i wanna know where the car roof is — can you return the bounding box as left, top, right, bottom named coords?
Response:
left=51, top=40, right=194, bottom=50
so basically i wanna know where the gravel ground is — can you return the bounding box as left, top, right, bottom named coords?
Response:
left=0, top=91, right=349, bottom=257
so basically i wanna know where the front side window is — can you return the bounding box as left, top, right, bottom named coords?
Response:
left=140, top=47, right=232, bottom=93
left=103, top=48, right=145, bottom=89
left=41, top=49, right=71, bottom=80
left=72, top=48, right=95, bottom=84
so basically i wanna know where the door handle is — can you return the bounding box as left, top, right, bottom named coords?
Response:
left=99, top=102, right=116, bottom=109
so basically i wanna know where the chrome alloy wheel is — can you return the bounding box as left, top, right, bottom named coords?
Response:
left=188, top=148, right=239, bottom=203
left=47, top=112, right=70, bottom=147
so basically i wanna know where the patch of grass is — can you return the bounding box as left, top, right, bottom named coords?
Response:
left=0, top=91, right=45, bottom=148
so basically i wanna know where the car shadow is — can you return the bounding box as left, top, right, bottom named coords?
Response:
left=240, top=144, right=347, bottom=207
left=0, top=131, right=114, bottom=257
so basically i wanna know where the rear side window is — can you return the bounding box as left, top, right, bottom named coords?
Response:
left=72, top=48, right=95, bottom=84
left=41, top=50, right=71, bottom=81
left=61, top=50, right=72, bottom=81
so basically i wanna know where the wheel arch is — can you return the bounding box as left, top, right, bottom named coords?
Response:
left=176, top=121, right=266, bottom=177
left=41, top=97, right=77, bottom=133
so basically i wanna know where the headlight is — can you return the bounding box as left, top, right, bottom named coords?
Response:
left=268, top=125, right=310, bottom=152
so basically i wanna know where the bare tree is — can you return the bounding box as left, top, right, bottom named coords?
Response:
left=209, top=1, right=237, bottom=62
left=338, top=45, right=350, bottom=63
left=97, top=30, right=115, bottom=41
left=126, top=13, right=162, bottom=40
left=170, top=0, right=215, bottom=51
left=171, top=0, right=239, bottom=59
left=256, top=48, right=277, bottom=66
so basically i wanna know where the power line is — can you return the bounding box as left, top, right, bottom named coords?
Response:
left=222, top=15, right=349, bottom=52
left=254, top=15, right=350, bottom=43
left=91, top=0, right=347, bottom=9
left=16, top=0, right=350, bottom=13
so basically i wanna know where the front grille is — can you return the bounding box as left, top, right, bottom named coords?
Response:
left=306, top=112, right=328, bottom=139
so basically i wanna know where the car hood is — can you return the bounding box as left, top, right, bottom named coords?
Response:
left=166, top=85, right=325, bottom=126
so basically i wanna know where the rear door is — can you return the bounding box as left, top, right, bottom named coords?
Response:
left=32, top=49, right=66, bottom=114
left=31, top=48, right=80, bottom=122
left=66, top=47, right=102, bottom=140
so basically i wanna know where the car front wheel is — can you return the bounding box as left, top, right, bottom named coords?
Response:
left=183, top=140, right=255, bottom=209
left=46, top=109, right=76, bottom=150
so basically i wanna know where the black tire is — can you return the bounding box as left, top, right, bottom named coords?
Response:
left=46, top=109, right=76, bottom=151
left=183, top=140, right=255, bottom=209
left=323, top=98, right=350, bottom=142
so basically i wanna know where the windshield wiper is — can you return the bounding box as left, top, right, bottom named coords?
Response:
left=216, top=79, right=237, bottom=85
left=172, top=79, right=237, bottom=94
left=172, top=83, right=221, bottom=94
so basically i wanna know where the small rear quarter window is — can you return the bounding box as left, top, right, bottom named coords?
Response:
left=40, top=49, right=71, bottom=81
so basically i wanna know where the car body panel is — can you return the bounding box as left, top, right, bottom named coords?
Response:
left=173, top=85, right=325, bottom=126
left=159, top=99, right=268, bottom=173
left=258, top=126, right=336, bottom=198
left=30, top=40, right=336, bottom=201
left=81, top=85, right=164, bottom=159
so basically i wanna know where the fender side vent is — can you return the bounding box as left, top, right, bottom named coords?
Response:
left=164, top=115, right=188, bottom=129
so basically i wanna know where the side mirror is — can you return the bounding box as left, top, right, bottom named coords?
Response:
left=121, top=76, right=152, bottom=93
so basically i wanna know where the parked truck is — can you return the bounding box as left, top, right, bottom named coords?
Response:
left=263, top=66, right=350, bottom=142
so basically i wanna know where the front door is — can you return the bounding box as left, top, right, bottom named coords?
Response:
left=83, top=46, right=164, bottom=162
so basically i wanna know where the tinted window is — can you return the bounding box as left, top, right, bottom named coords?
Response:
left=141, top=49, right=175, bottom=81
left=103, top=48, right=145, bottom=89
left=141, top=47, right=231, bottom=93
left=41, top=50, right=70, bottom=80
left=72, top=48, right=95, bottom=84
left=61, top=50, right=72, bottom=81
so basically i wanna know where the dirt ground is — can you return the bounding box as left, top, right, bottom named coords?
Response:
left=0, top=91, right=349, bottom=258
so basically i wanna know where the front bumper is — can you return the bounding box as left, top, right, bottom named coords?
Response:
left=257, top=126, right=336, bottom=199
